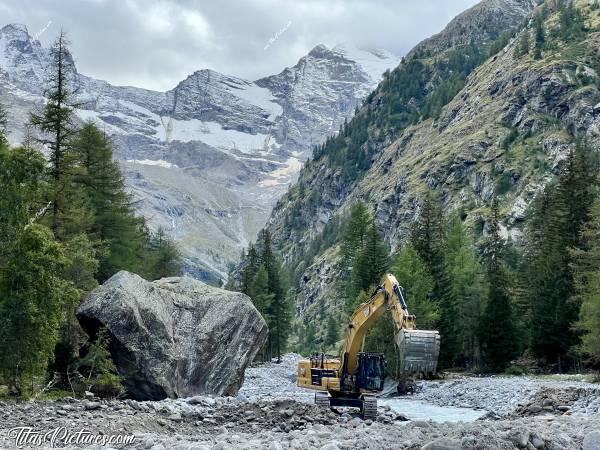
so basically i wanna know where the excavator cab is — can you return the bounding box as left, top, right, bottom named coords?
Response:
left=355, top=352, right=386, bottom=391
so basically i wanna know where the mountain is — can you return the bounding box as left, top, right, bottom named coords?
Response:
left=0, top=25, right=400, bottom=283
left=253, top=0, right=600, bottom=320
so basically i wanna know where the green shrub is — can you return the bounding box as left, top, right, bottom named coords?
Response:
left=504, top=364, right=528, bottom=375
left=77, top=329, right=123, bottom=398
left=502, top=128, right=519, bottom=150
left=495, top=172, right=513, bottom=195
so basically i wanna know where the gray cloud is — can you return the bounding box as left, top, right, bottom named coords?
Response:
left=2, top=0, right=479, bottom=91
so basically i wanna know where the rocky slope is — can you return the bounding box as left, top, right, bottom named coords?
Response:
left=258, top=0, right=600, bottom=321
left=0, top=24, right=400, bottom=283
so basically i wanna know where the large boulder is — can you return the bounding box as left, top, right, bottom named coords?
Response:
left=77, top=271, right=268, bottom=400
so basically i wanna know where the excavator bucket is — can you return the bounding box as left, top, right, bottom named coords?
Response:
left=395, top=329, right=441, bottom=375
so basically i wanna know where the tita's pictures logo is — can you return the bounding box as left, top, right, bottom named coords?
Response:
left=263, top=20, right=292, bottom=51
left=9, top=426, right=136, bottom=448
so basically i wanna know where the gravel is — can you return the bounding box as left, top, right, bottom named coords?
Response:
left=1, top=354, right=599, bottom=449
left=411, top=375, right=600, bottom=416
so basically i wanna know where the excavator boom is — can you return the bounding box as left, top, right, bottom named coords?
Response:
left=297, top=273, right=440, bottom=418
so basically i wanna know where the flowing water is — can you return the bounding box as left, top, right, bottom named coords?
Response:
left=381, top=398, right=487, bottom=422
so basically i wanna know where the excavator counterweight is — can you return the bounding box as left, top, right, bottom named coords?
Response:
left=297, top=273, right=441, bottom=418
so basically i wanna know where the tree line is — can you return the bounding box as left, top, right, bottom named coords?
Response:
left=0, top=31, right=180, bottom=397
left=229, top=230, right=293, bottom=362
left=295, top=139, right=598, bottom=375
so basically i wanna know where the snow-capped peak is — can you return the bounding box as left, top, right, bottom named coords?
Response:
left=0, top=23, right=49, bottom=92
left=0, top=22, right=401, bottom=284
left=0, top=23, right=30, bottom=38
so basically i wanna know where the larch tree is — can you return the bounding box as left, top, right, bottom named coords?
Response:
left=30, top=31, right=80, bottom=238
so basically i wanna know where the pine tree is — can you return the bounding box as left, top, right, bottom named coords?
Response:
left=76, top=329, right=123, bottom=397
left=411, top=192, right=458, bottom=368
left=0, top=144, right=47, bottom=267
left=248, top=264, right=274, bottom=361
left=572, top=190, right=600, bottom=364
left=446, top=217, right=487, bottom=369
left=0, top=224, right=78, bottom=395
left=516, top=29, right=530, bottom=57
left=558, top=142, right=597, bottom=248
left=391, top=245, right=438, bottom=328
left=340, top=202, right=371, bottom=272
left=479, top=199, right=518, bottom=372
left=300, top=321, right=317, bottom=355
left=352, top=221, right=389, bottom=296
left=71, top=122, right=153, bottom=280
left=240, top=245, right=259, bottom=295
left=0, top=102, right=8, bottom=145
left=526, top=143, right=597, bottom=370
left=51, top=233, right=100, bottom=377
left=558, top=0, right=586, bottom=42
left=147, top=228, right=181, bottom=280
left=325, top=314, right=340, bottom=348
left=533, top=17, right=545, bottom=60
left=250, top=265, right=274, bottom=322
left=260, top=230, right=292, bottom=361
left=30, top=31, right=79, bottom=238
left=526, top=186, right=574, bottom=370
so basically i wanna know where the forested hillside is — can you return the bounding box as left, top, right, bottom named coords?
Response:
left=0, top=33, right=180, bottom=396
left=230, top=0, right=600, bottom=373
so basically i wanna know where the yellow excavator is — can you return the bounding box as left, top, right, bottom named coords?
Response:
left=297, top=273, right=440, bottom=418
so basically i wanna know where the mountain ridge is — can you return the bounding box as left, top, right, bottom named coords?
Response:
left=0, top=24, right=400, bottom=283
left=250, top=0, right=599, bottom=322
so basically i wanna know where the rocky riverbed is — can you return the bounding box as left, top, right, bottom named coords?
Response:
left=0, top=354, right=599, bottom=449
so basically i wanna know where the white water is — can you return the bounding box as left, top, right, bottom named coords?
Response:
left=382, top=398, right=486, bottom=422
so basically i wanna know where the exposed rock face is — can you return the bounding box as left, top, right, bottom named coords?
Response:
left=76, top=271, right=268, bottom=401
left=408, top=0, right=540, bottom=58
left=259, top=0, right=600, bottom=321
left=0, top=24, right=399, bottom=283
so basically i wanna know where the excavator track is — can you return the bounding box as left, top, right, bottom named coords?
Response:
left=362, top=396, right=377, bottom=419
left=315, top=392, right=330, bottom=409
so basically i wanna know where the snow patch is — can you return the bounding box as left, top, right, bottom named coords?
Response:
left=258, top=157, right=303, bottom=187
left=126, top=159, right=178, bottom=169
left=230, top=82, right=282, bottom=119
left=333, top=44, right=401, bottom=83
left=162, top=118, right=274, bottom=154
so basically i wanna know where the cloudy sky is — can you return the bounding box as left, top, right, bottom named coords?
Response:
left=1, top=0, right=479, bottom=91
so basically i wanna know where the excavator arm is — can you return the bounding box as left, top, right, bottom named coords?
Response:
left=340, top=274, right=440, bottom=389
left=340, top=274, right=413, bottom=375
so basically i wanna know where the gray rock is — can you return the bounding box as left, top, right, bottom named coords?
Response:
left=530, top=434, right=545, bottom=449
left=507, top=429, right=529, bottom=448
left=421, top=437, right=462, bottom=450
left=77, top=271, right=268, bottom=400
left=319, top=443, right=341, bottom=450
left=168, top=413, right=183, bottom=422
left=83, top=401, right=101, bottom=411
left=584, top=431, right=600, bottom=450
